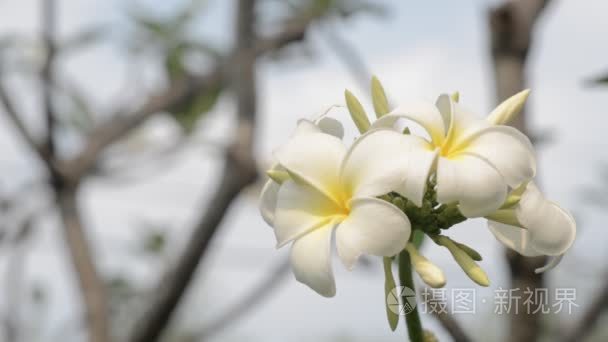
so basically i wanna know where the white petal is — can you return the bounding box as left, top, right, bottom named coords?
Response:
left=400, top=146, right=439, bottom=206
left=488, top=221, right=542, bottom=257
left=274, top=131, right=346, bottom=203
left=260, top=179, right=280, bottom=226
left=335, top=197, right=411, bottom=270
left=316, top=116, right=344, bottom=139
left=517, top=184, right=576, bottom=255
left=515, top=182, right=546, bottom=212
left=535, top=255, right=564, bottom=274
left=274, top=180, right=341, bottom=247
left=436, top=155, right=508, bottom=217
left=527, top=202, right=575, bottom=255
left=455, top=126, right=536, bottom=187
left=371, top=101, right=446, bottom=146
left=435, top=94, right=453, bottom=133
left=489, top=183, right=576, bottom=258
left=340, top=129, right=436, bottom=206
left=293, top=118, right=321, bottom=135
left=290, top=223, right=337, bottom=297
left=310, top=105, right=345, bottom=139
left=443, top=101, right=489, bottom=148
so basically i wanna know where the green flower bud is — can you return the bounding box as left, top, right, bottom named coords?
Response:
left=391, top=196, right=406, bottom=211
left=371, top=76, right=389, bottom=118
left=344, top=89, right=371, bottom=133
left=434, top=236, right=489, bottom=287
left=500, top=182, right=528, bottom=209
left=451, top=91, right=460, bottom=103
left=485, top=209, right=521, bottom=227
left=383, top=257, right=399, bottom=331
left=451, top=240, right=483, bottom=261
left=266, top=169, right=290, bottom=184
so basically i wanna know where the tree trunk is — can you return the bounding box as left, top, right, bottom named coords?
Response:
left=489, top=1, right=551, bottom=341
left=57, top=186, right=110, bottom=342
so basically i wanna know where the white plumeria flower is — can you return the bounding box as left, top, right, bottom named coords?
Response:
left=260, top=121, right=435, bottom=297
left=260, top=107, right=344, bottom=226
left=371, top=92, right=536, bottom=217
left=487, top=182, right=576, bottom=273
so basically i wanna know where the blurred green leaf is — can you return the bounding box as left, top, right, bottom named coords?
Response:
left=284, top=0, right=386, bottom=22
left=165, top=44, right=187, bottom=81
left=585, top=70, right=608, bottom=86
left=309, top=0, right=334, bottom=16
left=132, top=13, right=169, bottom=37
left=172, top=84, right=223, bottom=133
left=142, top=231, right=166, bottom=255
left=336, top=0, right=387, bottom=17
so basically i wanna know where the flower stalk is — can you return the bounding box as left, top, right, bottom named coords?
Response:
left=398, top=250, right=424, bottom=342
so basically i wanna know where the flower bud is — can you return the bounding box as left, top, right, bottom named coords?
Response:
left=485, top=209, right=521, bottom=227
left=371, top=76, right=389, bottom=118
left=423, top=330, right=439, bottom=342
left=266, top=169, right=290, bottom=184
left=391, top=196, right=406, bottom=211
left=452, top=240, right=483, bottom=261
left=435, top=236, right=489, bottom=287
left=405, top=243, right=446, bottom=288
left=451, top=91, right=460, bottom=103
left=500, top=182, right=528, bottom=209
left=487, top=89, right=530, bottom=125
left=344, top=89, right=371, bottom=133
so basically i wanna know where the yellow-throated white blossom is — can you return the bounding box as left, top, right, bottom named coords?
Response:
left=260, top=107, right=344, bottom=226
left=260, top=119, right=433, bottom=297
left=371, top=91, right=536, bottom=217
left=486, top=182, right=576, bottom=272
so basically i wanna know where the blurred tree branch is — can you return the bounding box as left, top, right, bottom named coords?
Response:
left=197, top=259, right=291, bottom=341
left=41, top=0, right=57, bottom=156
left=127, top=1, right=259, bottom=341
left=128, top=3, right=258, bottom=342
left=563, top=273, right=608, bottom=342
left=421, top=288, right=472, bottom=342
left=0, top=78, right=53, bottom=166
left=431, top=305, right=472, bottom=342
left=0, top=1, right=382, bottom=341
left=489, top=1, right=551, bottom=341
left=56, top=186, right=110, bottom=342
left=2, top=217, right=33, bottom=342
left=63, top=4, right=320, bottom=181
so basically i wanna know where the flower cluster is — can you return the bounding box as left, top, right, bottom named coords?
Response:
left=259, top=77, right=576, bottom=297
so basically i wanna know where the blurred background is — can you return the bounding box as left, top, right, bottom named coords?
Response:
left=0, top=0, right=606, bottom=341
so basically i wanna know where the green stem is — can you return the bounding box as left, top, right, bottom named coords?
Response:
left=398, top=250, right=424, bottom=342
